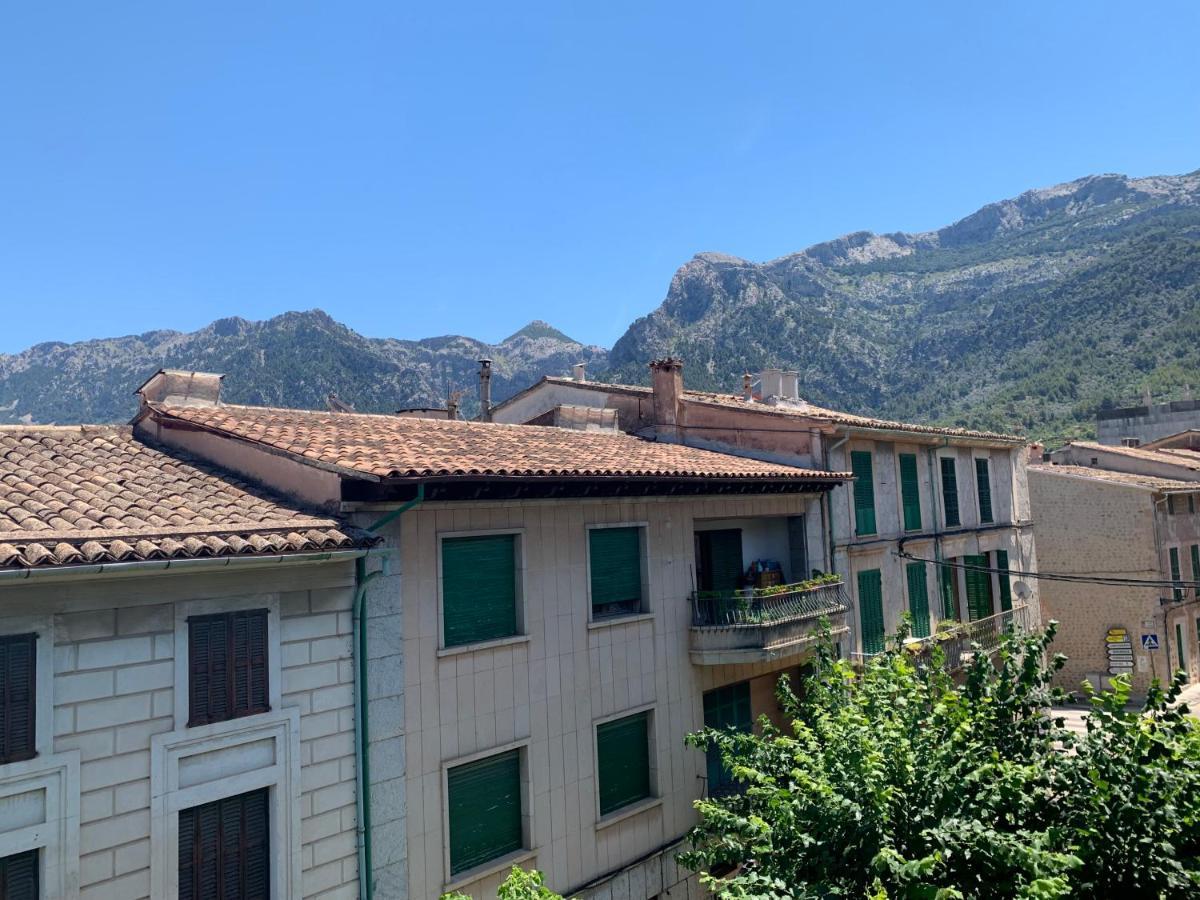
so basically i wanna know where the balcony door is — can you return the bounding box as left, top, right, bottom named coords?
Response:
left=695, top=529, right=743, bottom=592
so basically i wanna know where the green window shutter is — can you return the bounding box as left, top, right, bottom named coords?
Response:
left=1192, top=545, right=1200, bottom=599
left=857, top=569, right=885, bottom=654
left=597, top=712, right=651, bottom=815
left=940, top=458, right=960, bottom=527
left=851, top=451, right=877, bottom=536
left=963, top=554, right=993, bottom=620
left=938, top=563, right=957, bottom=621
left=1177, top=622, right=1188, bottom=674
left=589, top=527, right=643, bottom=618
left=996, top=550, right=1013, bottom=612
left=905, top=562, right=931, bottom=639
left=703, top=682, right=751, bottom=793
left=698, top=529, right=744, bottom=592
left=1170, top=547, right=1184, bottom=602
left=442, top=535, right=518, bottom=647
left=974, top=458, right=993, bottom=524
left=447, top=749, right=523, bottom=875
left=899, top=454, right=922, bottom=531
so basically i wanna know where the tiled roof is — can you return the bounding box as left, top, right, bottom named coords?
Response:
left=146, top=404, right=846, bottom=482
left=0, top=426, right=375, bottom=570
left=1030, top=463, right=1200, bottom=492
left=537, top=377, right=1024, bottom=442
left=1063, top=441, right=1200, bottom=471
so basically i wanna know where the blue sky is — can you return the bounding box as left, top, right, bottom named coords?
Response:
left=0, top=2, right=1197, bottom=354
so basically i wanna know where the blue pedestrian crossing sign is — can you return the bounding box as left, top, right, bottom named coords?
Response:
left=1141, top=634, right=1160, bottom=650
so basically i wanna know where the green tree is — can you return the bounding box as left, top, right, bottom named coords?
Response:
left=681, top=622, right=1200, bottom=899
left=441, top=865, right=574, bottom=900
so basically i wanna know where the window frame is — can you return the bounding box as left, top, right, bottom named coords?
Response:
left=897, top=452, right=923, bottom=532
left=973, top=456, right=994, bottom=524
left=1170, top=546, right=1185, bottom=603
left=0, top=633, right=38, bottom=766
left=437, top=528, right=526, bottom=652
left=0, top=616, right=53, bottom=762
left=177, top=786, right=271, bottom=900
left=939, top=454, right=961, bottom=528
left=593, top=704, right=659, bottom=826
left=585, top=522, right=650, bottom=623
left=185, top=609, right=271, bottom=728
left=850, top=449, right=878, bottom=537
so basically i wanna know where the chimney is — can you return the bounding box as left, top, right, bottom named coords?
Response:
left=742, top=373, right=753, bottom=402
left=135, top=369, right=223, bottom=410
left=447, top=390, right=462, bottom=421
left=572, top=362, right=586, bottom=382
left=648, top=358, right=684, bottom=442
left=760, top=368, right=783, bottom=400
left=780, top=371, right=799, bottom=401
left=478, top=359, right=493, bottom=422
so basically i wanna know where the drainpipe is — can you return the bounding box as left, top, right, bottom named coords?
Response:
left=354, top=483, right=426, bottom=900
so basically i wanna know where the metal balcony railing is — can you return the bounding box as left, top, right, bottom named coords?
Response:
left=690, top=579, right=850, bottom=630
left=852, top=604, right=1032, bottom=669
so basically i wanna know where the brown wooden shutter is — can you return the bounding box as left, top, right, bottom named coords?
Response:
left=0, top=849, right=39, bottom=900
left=0, top=633, right=37, bottom=765
left=179, top=788, right=270, bottom=900
left=189, top=611, right=268, bottom=726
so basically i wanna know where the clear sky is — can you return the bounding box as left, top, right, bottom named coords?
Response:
left=1, top=1, right=1197, bottom=354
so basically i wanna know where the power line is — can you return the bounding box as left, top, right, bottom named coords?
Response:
left=894, top=549, right=1200, bottom=592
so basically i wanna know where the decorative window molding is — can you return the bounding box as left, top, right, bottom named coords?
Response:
left=173, top=595, right=281, bottom=733
left=0, top=614, right=54, bottom=759
left=150, top=708, right=301, bottom=900
left=0, top=750, right=81, bottom=899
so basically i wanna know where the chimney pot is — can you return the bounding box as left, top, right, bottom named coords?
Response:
left=478, top=359, right=493, bottom=422
left=648, top=358, right=685, bottom=442
left=780, top=371, right=799, bottom=402
left=742, top=373, right=753, bottom=402
left=572, top=362, right=586, bottom=382
left=760, top=368, right=783, bottom=401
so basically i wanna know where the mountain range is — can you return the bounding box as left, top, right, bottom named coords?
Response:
left=3, top=170, right=1198, bottom=441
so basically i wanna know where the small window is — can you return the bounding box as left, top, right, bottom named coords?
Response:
left=0, top=849, right=38, bottom=900
left=597, top=712, right=652, bottom=816
left=188, top=610, right=269, bottom=727
left=898, top=453, right=922, bottom=532
left=447, top=749, right=523, bottom=875
left=589, top=526, right=645, bottom=619
left=0, top=633, right=37, bottom=764
left=178, top=788, right=270, bottom=900
left=975, top=458, right=994, bottom=524
left=442, top=534, right=520, bottom=647
left=940, top=457, right=961, bottom=528
left=850, top=450, right=877, bottom=536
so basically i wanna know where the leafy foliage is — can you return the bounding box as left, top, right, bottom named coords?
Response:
left=682, top=621, right=1200, bottom=898
left=440, top=865, right=574, bottom=900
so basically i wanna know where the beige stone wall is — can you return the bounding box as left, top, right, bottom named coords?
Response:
left=374, top=493, right=823, bottom=900
left=0, top=559, right=362, bottom=900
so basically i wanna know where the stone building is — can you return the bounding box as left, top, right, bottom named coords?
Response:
left=131, top=370, right=849, bottom=900
left=0, top=424, right=378, bottom=900
left=1031, top=438, right=1200, bottom=694
left=493, top=361, right=1040, bottom=662
left=1096, top=398, right=1200, bottom=447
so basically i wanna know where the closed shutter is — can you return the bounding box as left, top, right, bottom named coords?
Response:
left=698, top=529, right=744, bottom=592
left=0, top=849, right=39, bottom=900
left=940, top=458, right=960, bottom=527
left=179, top=788, right=270, bottom=900
left=1193, top=546, right=1200, bottom=599
left=703, top=682, right=751, bottom=793
left=938, top=564, right=957, bottom=621
left=995, top=550, right=1013, bottom=611
left=597, top=712, right=651, bottom=815
left=1178, top=622, right=1188, bottom=674
left=964, top=555, right=993, bottom=620
left=899, top=454, right=922, bottom=532
left=1171, top=547, right=1184, bottom=602
left=857, top=569, right=885, bottom=655
left=787, top=516, right=809, bottom=582
left=975, top=458, right=993, bottom=523
left=447, top=750, right=523, bottom=875
left=851, top=451, right=877, bottom=536
left=589, top=527, right=643, bottom=618
left=905, top=563, right=931, bottom=639
left=0, top=633, right=36, bottom=765
left=189, top=611, right=269, bottom=727
left=442, top=535, right=518, bottom=647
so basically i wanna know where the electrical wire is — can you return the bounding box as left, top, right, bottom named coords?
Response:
left=894, top=549, right=1200, bottom=591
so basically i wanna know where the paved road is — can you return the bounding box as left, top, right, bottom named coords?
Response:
left=1053, top=682, right=1200, bottom=737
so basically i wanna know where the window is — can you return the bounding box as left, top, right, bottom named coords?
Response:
left=898, top=453, right=922, bottom=531
left=596, top=712, right=652, bottom=816
left=188, top=610, right=269, bottom=727
left=589, top=526, right=644, bottom=619
left=0, top=850, right=38, bottom=900
left=703, top=683, right=751, bottom=795
left=938, top=563, right=958, bottom=621
left=0, top=633, right=36, bottom=764
left=787, top=516, right=809, bottom=582
left=975, top=458, right=993, bottom=524
left=851, top=451, right=877, bottom=536
left=447, top=749, right=523, bottom=876
left=857, top=569, right=884, bottom=655
left=963, top=555, right=994, bottom=620
left=1192, top=545, right=1200, bottom=599
left=695, top=529, right=743, bottom=592
left=1168, top=494, right=1178, bottom=515
left=1170, top=547, right=1184, bottom=602
left=178, top=788, right=270, bottom=900
left=1191, top=494, right=1197, bottom=515
left=996, top=550, right=1013, bottom=612
left=905, top=562, right=931, bottom=639
left=441, top=534, right=519, bottom=647
left=1177, top=622, right=1188, bottom=674
left=940, top=457, right=960, bottom=527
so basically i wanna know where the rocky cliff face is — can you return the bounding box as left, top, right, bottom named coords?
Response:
left=0, top=311, right=608, bottom=424
left=609, top=172, right=1200, bottom=440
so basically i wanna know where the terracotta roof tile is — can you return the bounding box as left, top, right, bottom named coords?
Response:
left=149, top=403, right=846, bottom=483
left=0, top=426, right=376, bottom=570
left=1030, top=463, right=1200, bottom=492
left=1062, top=441, right=1200, bottom=471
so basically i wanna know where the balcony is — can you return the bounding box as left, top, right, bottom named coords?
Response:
left=689, top=578, right=850, bottom=666
left=853, top=603, right=1032, bottom=671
